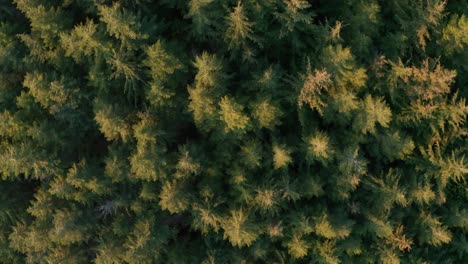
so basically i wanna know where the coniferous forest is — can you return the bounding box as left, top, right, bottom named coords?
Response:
left=0, top=0, right=467, bottom=263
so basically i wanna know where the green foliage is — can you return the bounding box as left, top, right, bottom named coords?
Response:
left=306, top=131, right=334, bottom=163
left=321, top=44, right=368, bottom=89
left=98, top=2, right=146, bottom=42
left=440, top=14, right=468, bottom=54
left=353, top=95, right=392, bottom=134
left=221, top=209, right=259, bottom=248
left=272, top=144, right=292, bottom=169
left=187, top=0, right=223, bottom=39
left=188, top=52, right=226, bottom=131
left=219, top=96, right=250, bottom=133
left=159, top=180, right=191, bottom=214
left=252, top=99, right=283, bottom=129
left=94, top=98, right=131, bottom=141
left=225, top=2, right=254, bottom=50
left=286, top=234, right=310, bottom=259
left=0, top=0, right=467, bottom=263
left=417, top=212, right=453, bottom=246
left=298, top=68, right=331, bottom=115
left=145, top=40, right=183, bottom=82
left=60, top=19, right=104, bottom=62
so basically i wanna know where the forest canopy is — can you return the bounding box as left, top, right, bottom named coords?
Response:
left=0, top=0, right=467, bottom=263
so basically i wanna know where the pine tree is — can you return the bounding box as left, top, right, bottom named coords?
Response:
left=98, top=2, right=147, bottom=43
left=0, top=0, right=467, bottom=263
left=60, top=19, right=105, bottom=62
left=221, top=209, right=259, bottom=247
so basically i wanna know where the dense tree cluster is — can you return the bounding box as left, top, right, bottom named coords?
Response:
left=0, top=0, right=467, bottom=263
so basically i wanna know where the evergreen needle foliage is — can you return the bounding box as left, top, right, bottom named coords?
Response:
left=0, top=0, right=467, bottom=263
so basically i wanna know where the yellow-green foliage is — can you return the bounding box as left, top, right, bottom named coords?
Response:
left=0, top=1, right=466, bottom=263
